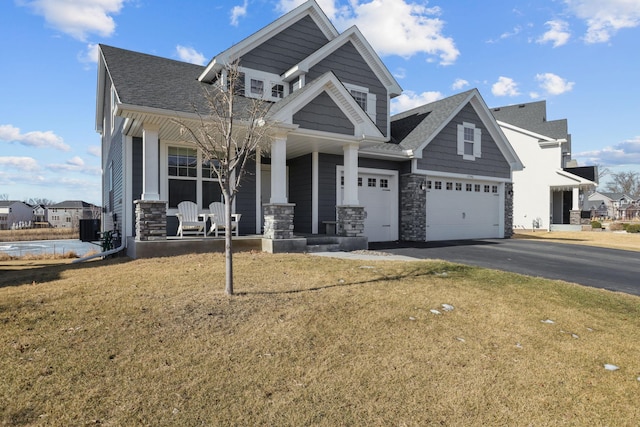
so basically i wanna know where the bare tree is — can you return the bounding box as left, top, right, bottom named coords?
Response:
left=0, top=194, right=8, bottom=201
left=605, top=171, right=640, bottom=198
left=175, top=61, right=272, bottom=295
left=594, top=164, right=610, bottom=182
left=26, top=197, right=56, bottom=206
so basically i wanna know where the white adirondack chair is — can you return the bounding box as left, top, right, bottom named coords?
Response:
left=208, top=202, right=242, bottom=237
left=176, top=201, right=206, bottom=238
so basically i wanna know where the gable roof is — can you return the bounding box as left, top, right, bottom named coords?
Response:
left=199, top=0, right=338, bottom=82
left=389, top=89, right=522, bottom=169
left=491, top=101, right=568, bottom=141
left=282, top=25, right=402, bottom=97
left=48, top=200, right=95, bottom=209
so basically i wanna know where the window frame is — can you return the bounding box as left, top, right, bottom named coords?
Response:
left=457, top=122, right=482, bottom=161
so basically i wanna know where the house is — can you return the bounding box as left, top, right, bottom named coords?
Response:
left=587, top=191, right=636, bottom=220
left=0, top=201, right=33, bottom=230
left=32, top=204, right=48, bottom=227
left=95, top=0, right=522, bottom=257
left=492, top=101, right=597, bottom=231
left=47, top=200, right=98, bottom=229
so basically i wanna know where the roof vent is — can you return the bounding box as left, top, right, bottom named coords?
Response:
left=518, top=104, right=525, bottom=108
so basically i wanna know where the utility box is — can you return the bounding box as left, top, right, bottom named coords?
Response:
left=79, top=219, right=100, bottom=242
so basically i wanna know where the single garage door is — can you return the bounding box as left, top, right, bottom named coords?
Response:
left=426, top=179, right=502, bottom=241
left=338, top=169, right=398, bottom=242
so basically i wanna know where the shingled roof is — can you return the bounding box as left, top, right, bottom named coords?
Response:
left=491, top=100, right=568, bottom=140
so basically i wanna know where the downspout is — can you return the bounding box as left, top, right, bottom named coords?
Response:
left=71, top=240, right=125, bottom=263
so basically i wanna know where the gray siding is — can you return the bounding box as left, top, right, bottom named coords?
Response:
left=235, top=158, right=257, bottom=235
left=288, top=155, right=313, bottom=233
left=417, top=103, right=511, bottom=178
left=132, top=137, right=143, bottom=235
left=307, top=41, right=388, bottom=137
left=293, top=91, right=354, bottom=135
left=240, top=16, right=330, bottom=74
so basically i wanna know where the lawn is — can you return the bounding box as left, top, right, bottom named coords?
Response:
left=1, top=251, right=639, bottom=425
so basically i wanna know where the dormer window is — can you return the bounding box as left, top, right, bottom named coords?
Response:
left=344, top=83, right=376, bottom=122
left=242, top=67, right=288, bottom=102
left=250, top=79, right=264, bottom=95
left=351, top=90, right=367, bottom=111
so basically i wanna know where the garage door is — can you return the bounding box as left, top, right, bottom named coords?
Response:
left=338, top=169, right=398, bottom=242
left=426, top=179, right=501, bottom=241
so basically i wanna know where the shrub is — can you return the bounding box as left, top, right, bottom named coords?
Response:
left=591, top=221, right=602, bottom=229
left=625, top=224, right=640, bottom=233
left=609, top=222, right=625, bottom=231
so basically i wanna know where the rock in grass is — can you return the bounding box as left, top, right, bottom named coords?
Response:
left=430, top=309, right=441, bottom=315
left=604, top=364, right=620, bottom=371
left=442, top=304, right=454, bottom=312
left=541, top=319, right=555, bottom=324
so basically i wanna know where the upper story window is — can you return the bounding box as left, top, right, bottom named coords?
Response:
left=457, top=122, right=482, bottom=161
left=344, top=83, right=376, bottom=123
left=242, top=67, right=288, bottom=102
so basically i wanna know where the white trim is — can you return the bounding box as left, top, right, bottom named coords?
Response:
left=411, top=166, right=513, bottom=183
left=457, top=121, right=482, bottom=161
left=124, top=135, right=133, bottom=240
left=255, top=148, right=262, bottom=233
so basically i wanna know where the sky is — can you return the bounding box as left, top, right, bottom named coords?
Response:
left=1, top=0, right=639, bottom=206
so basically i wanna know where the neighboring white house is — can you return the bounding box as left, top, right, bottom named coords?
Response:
left=0, top=201, right=34, bottom=230
left=47, top=200, right=98, bottom=228
left=492, top=101, right=597, bottom=231
left=587, top=191, right=636, bottom=220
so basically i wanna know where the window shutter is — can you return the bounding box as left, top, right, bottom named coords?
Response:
left=473, top=127, right=482, bottom=158
left=457, top=124, right=465, bottom=155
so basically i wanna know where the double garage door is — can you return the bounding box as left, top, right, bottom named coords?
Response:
left=426, top=178, right=503, bottom=241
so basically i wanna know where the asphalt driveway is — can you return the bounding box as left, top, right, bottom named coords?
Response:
left=369, top=239, right=640, bottom=297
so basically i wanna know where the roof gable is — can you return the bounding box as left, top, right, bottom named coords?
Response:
left=199, top=0, right=338, bottom=82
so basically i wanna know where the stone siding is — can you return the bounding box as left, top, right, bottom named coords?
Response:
left=263, top=203, right=295, bottom=239
left=134, top=200, right=167, bottom=241
left=400, top=174, right=426, bottom=241
left=336, top=205, right=365, bottom=237
left=504, top=183, right=514, bottom=238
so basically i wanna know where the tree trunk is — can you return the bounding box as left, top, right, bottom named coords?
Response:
left=224, top=192, right=233, bottom=295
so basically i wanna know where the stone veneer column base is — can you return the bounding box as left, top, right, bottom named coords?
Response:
left=570, top=210, right=582, bottom=226
left=134, top=200, right=167, bottom=241
left=263, top=203, right=295, bottom=239
left=504, top=182, right=514, bottom=238
left=400, top=174, right=427, bottom=241
left=336, top=205, right=365, bottom=237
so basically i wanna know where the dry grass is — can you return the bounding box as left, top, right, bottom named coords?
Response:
left=514, top=230, right=640, bottom=252
left=1, top=252, right=639, bottom=426
left=0, top=228, right=78, bottom=243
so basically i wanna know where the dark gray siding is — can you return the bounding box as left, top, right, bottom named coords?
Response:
left=106, top=129, right=123, bottom=239
left=307, top=41, right=388, bottom=137
left=293, top=91, right=354, bottom=135
left=288, top=155, right=312, bottom=233
left=240, top=16, right=330, bottom=74
left=235, top=158, right=257, bottom=235
left=417, top=103, right=511, bottom=178
left=132, top=137, right=143, bottom=235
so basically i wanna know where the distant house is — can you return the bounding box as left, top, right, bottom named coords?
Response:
left=47, top=201, right=99, bottom=228
left=32, top=204, right=48, bottom=227
left=492, top=101, right=597, bottom=231
left=588, top=192, right=636, bottom=220
left=0, top=201, right=34, bottom=230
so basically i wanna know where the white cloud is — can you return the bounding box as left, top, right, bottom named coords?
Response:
left=452, top=78, right=469, bottom=90
left=535, top=72, right=574, bottom=95
left=67, top=156, right=85, bottom=167
left=0, top=156, right=40, bottom=171
left=529, top=91, right=540, bottom=99
left=277, top=0, right=459, bottom=65
left=19, top=0, right=125, bottom=41
left=391, top=90, right=443, bottom=114
left=78, top=43, right=100, bottom=64
left=176, top=45, right=206, bottom=66
left=575, top=137, right=640, bottom=166
left=88, top=145, right=101, bottom=157
left=537, top=20, right=571, bottom=47
left=491, top=76, right=520, bottom=97
left=230, top=0, right=248, bottom=26
left=565, top=0, right=640, bottom=43
left=393, top=68, right=406, bottom=79
left=0, top=124, right=70, bottom=151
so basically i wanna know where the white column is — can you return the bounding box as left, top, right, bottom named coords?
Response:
left=342, top=143, right=359, bottom=205
left=572, top=187, right=579, bottom=210
left=312, top=151, right=319, bottom=234
left=270, top=132, right=288, bottom=204
left=141, top=123, right=160, bottom=201
left=255, top=147, right=262, bottom=233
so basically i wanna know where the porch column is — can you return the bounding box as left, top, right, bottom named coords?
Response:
left=569, top=186, right=581, bottom=225
left=342, top=143, right=359, bottom=205
left=270, top=132, right=287, bottom=204
left=141, top=123, right=160, bottom=201
left=264, top=130, right=295, bottom=240
left=337, top=142, right=365, bottom=238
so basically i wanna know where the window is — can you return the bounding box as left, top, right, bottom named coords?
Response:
left=492, top=185, right=498, bottom=193
left=380, top=179, right=389, bottom=188
left=446, top=182, right=453, bottom=190
left=426, top=180, right=432, bottom=189
left=358, top=177, right=363, bottom=187
left=344, top=83, right=376, bottom=122
left=351, top=90, right=367, bottom=111
left=484, top=185, right=490, bottom=193
left=435, top=181, right=442, bottom=190
left=368, top=178, right=377, bottom=187
left=474, top=184, right=481, bottom=192
left=340, top=176, right=344, bottom=186
left=455, top=183, right=462, bottom=191
left=250, top=79, right=264, bottom=95
left=466, top=183, right=472, bottom=192
left=271, top=83, right=284, bottom=99
left=457, top=122, right=482, bottom=161
left=168, top=146, right=222, bottom=209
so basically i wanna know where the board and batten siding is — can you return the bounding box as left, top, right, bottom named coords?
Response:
left=306, top=41, right=388, bottom=137
left=235, top=158, right=257, bottom=235
left=417, top=103, right=511, bottom=179
left=288, top=155, right=313, bottom=233
left=293, top=91, right=354, bottom=135
left=240, top=16, right=330, bottom=75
